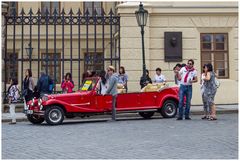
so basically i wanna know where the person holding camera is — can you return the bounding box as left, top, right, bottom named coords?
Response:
left=61, top=72, right=74, bottom=93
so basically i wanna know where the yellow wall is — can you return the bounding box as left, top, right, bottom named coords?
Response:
left=118, top=1, right=238, bottom=105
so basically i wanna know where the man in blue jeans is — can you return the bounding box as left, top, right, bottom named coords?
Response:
left=176, top=59, right=198, bottom=120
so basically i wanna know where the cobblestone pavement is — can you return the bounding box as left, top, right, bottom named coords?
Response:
left=2, top=114, right=238, bottom=159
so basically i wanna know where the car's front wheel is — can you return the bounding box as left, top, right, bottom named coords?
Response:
left=160, top=100, right=177, bottom=118
left=139, top=112, right=154, bottom=119
left=45, top=106, right=64, bottom=125
left=27, top=114, right=45, bottom=124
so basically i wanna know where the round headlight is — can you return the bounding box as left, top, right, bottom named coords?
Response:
left=42, top=96, right=48, bottom=101
left=40, top=105, right=43, bottom=110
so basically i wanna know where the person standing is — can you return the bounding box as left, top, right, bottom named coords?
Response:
left=82, top=70, right=92, bottom=83
left=105, top=66, right=118, bottom=121
left=173, top=64, right=182, bottom=85
left=61, top=73, right=74, bottom=93
left=202, top=63, right=218, bottom=121
left=153, top=68, right=166, bottom=83
left=140, top=69, right=152, bottom=89
left=176, top=59, right=198, bottom=120
left=200, top=64, right=209, bottom=119
left=37, top=70, right=53, bottom=97
left=117, top=66, right=128, bottom=92
left=7, top=78, right=19, bottom=124
left=22, top=69, right=35, bottom=112
left=97, top=70, right=108, bottom=95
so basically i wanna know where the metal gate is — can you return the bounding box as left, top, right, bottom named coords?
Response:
left=3, top=7, right=120, bottom=102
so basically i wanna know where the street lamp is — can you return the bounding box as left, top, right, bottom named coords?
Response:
left=25, top=42, right=33, bottom=69
left=135, top=2, right=148, bottom=85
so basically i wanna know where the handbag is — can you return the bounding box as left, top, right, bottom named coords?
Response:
left=215, top=77, right=220, bottom=88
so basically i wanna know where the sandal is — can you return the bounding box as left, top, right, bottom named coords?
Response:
left=208, top=117, right=217, bottom=121
left=201, top=116, right=207, bottom=119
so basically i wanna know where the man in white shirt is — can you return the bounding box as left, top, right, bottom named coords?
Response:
left=153, top=68, right=166, bottom=83
left=176, top=59, right=198, bottom=120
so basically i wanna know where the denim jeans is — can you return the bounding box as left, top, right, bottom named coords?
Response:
left=178, top=84, right=192, bottom=118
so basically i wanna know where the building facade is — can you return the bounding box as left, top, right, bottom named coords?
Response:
left=118, top=1, right=238, bottom=104
left=2, top=1, right=238, bottom=105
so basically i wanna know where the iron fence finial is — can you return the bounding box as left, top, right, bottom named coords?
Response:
left=36, top=8, right=41, bottom=15
left=85, top=8, right=89, bottom=16
left=29, top=8, right=33, bottom=15
left=20, top=8, right=25, bottom=15
left=69, top=8, right=73, bottom=15
left=61, top=8, right=65, bottom=15
left=76, top=8, right=82, bottom=15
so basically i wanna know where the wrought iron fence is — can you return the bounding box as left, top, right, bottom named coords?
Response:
left=3, top=7, right=120, bottom=103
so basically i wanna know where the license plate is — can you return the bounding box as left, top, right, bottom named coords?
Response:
left=27, top=110, right=33, bottom=114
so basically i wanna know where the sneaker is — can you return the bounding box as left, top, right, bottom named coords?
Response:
left=176, top=117, right=183, bottom=120
left=9, top=122, right=16, bottom=125
left=185, top=117, right=191, bottom=120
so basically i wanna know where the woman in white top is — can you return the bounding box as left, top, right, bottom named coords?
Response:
left=97, top=70, right=108, bottom=95
left=153, top=68, right=166, bottom=83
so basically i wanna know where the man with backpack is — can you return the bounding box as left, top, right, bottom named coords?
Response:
left=37, top=70, right=54, bottom=97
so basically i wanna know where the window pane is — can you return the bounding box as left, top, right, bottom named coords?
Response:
left=84, top=2, right=92, bottom=14
left=216, top=43, right=225, bottom=50
left=42, top=2, right=50, bottom=15
left=215, top=61, right=225, bottom=69
left=214, top=53, right=225, bottom=61
left=201, top=34, right=212, bottom=43
left=215, top=34, right=225, bottom=43
left=202, top=43, right=212, bottom=50
left=217, top=69, right=226, bottom=77
left=52, top=2, right=59, bottom=13
left=94, top=2, right=102, bottom=15
left=201, top=52, right=211, bottom=61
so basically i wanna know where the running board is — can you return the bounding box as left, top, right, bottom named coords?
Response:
left=117, top=109, right=158, bottom=113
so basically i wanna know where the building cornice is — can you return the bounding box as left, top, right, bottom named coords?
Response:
left=117, top=1, right=238, bottom=14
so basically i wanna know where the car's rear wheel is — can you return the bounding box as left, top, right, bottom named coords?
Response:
left=45, top=106, right=64, bottom=125
left=139, top=112, right=154, bottom=119
left=160, top=100, right=177, bottom=118
left=27, top=114, right=45, bottom=124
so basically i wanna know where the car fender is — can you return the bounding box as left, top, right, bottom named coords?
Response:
left=158, top=95, right=179, bottom=108
left=157, top=87, right=179, bottom=108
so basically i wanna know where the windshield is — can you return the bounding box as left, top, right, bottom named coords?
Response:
left=80, top=79, right=97, bottom=91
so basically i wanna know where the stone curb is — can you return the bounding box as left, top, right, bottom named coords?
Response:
left=2, top=109, right=238, bottom=123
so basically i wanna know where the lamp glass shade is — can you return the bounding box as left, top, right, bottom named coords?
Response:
left=135, top=3, right=148, bottom=26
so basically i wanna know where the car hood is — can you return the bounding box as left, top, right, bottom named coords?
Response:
left=47, top=91, right=92, bottom=100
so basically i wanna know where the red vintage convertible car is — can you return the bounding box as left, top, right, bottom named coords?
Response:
left=26, top=77, right=179, bottom=125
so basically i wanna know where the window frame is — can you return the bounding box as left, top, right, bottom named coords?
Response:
left=41, top=53, right=61, bottom=84
left=200, top=33, right=229, bottom=79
